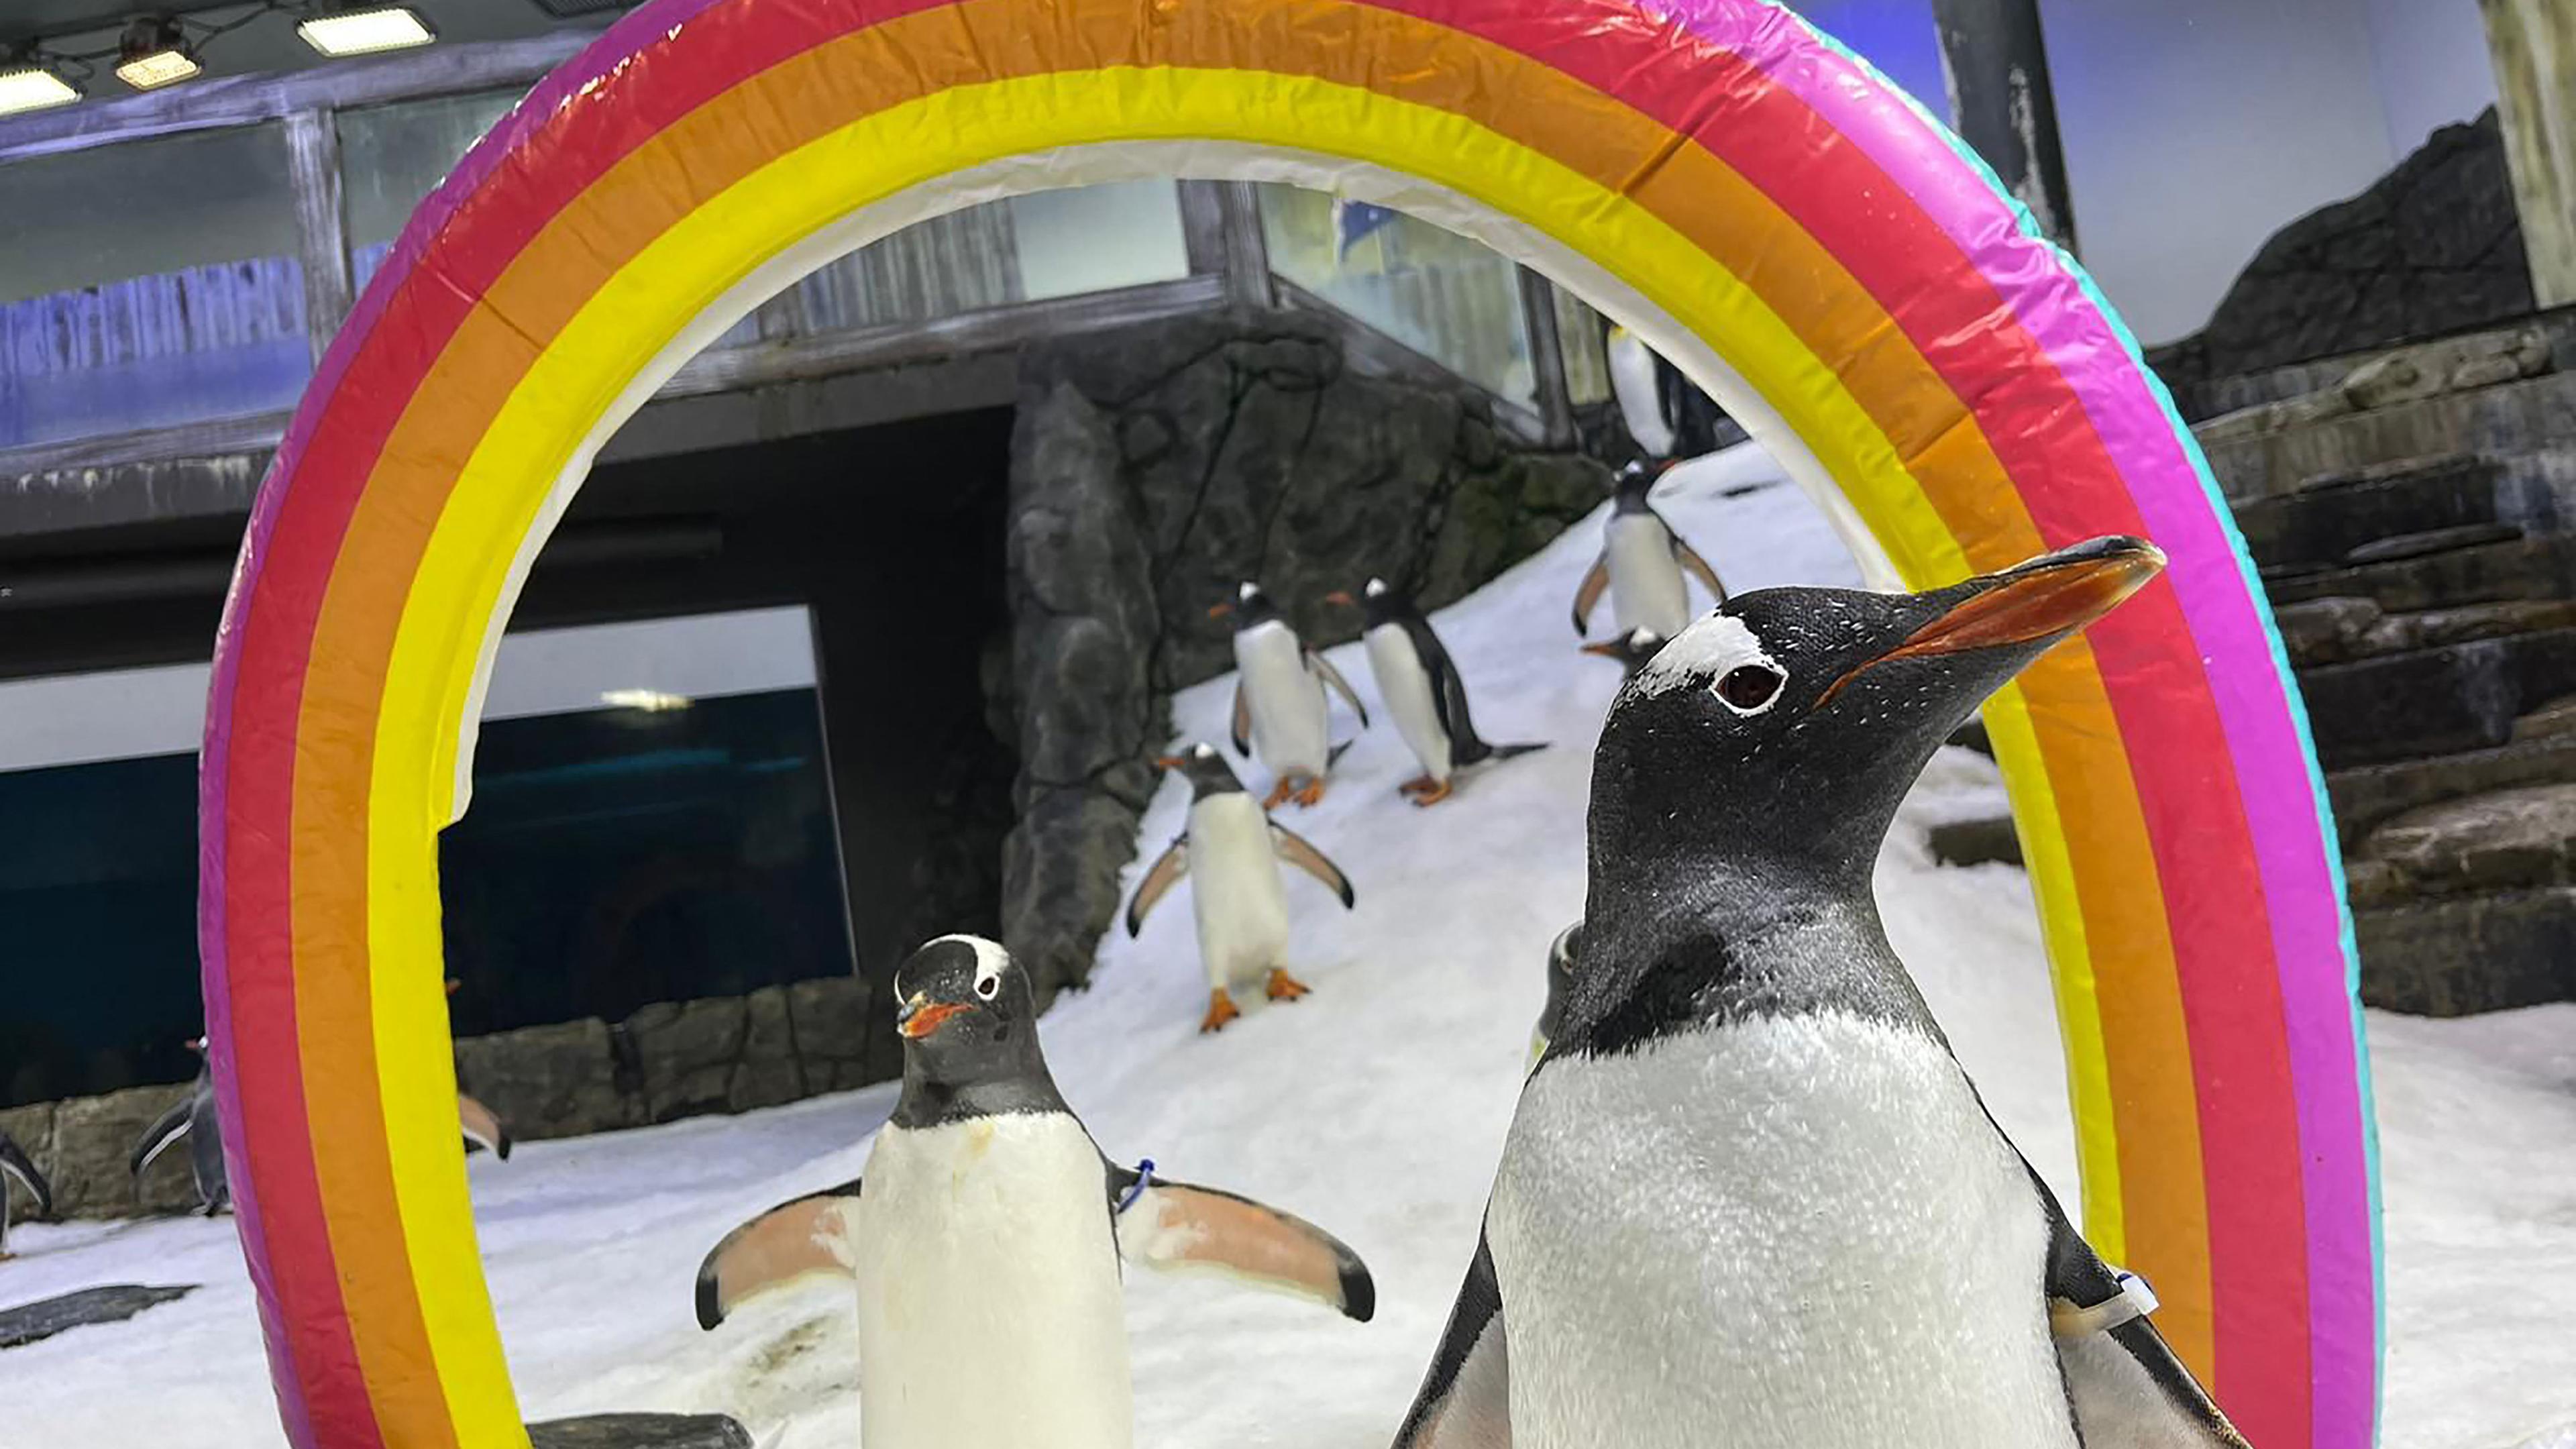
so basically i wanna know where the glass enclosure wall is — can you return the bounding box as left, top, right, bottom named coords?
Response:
left=0, top=125, right=308, bottom=447
left=0, top=608, right=852, bottom=1108
left=796, top=178, right=1193, bottom=330
left=1256, top=183, right=1538, bottom=407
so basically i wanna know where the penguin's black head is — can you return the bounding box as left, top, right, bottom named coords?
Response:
left=1579, top=625, right=1668, bottom=678
left=1210, top=580, right=1279, bottom=630
left=1154, top=741, right=1246, bottom=800
left=1591, top=535, right=2164, bottom=898
left=892, top=934, right=1042, bottom=1086
left=1323, top=576, right=1413, bottom=631
left=1611, top=460, right=1661, bottom=511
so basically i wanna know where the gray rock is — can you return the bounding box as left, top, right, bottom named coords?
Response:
left=2341, top=858, right=2408, bottom=910
left=2514, top=693, right=2576, bottom=743
left=2343, top=522, right=2523, bottom=566
left=526, top=1413, right=752, bottom=1449
left=453, top=1018, right=637, bottom=1142
left=787, top=976, right=875, bottom=1091
left=623, top=998, right=749, bottom=1123
left=0, top=1284, right=196, bottom=1350
left=2265, top=533, right=2576, bottom=613
left=47, top=1085, right=197, bottom=1218
left=728, top=986, right=806, bottom=1113
left=2357, top=887, right=2576, bottom=1015
left=2365, top=784, right=2576, bottom=894
left=2298, top=627, right=2576, bottom=769
left=2273, top=596, right=2385, bottom=668
left=2340, top=354, right=2434, bottom=411
left=2328, top=733, right=2576, bottom=843
left=2363, top=600, right=2576, bottom=655
left=1926, top=816, right=2023, bottom=869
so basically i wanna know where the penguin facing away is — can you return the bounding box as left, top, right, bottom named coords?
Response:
left=1577, top=625, right=1668, bottom=680
left=1569, top=462, right=1727, bottom=643
left=693, top=936, right=1375, bottom=1449
left=1211, top=581, right=1370, bottom=809
left=1, top=1124, right=53, bottom=1258
left=1126, top=743, right=1358, bottom=1033
left=1396, top=537, right=2251, bottom=1449
left=1604, top=325, right=1676, bottom=461
left=1325, top=578, right=1545, bottom=805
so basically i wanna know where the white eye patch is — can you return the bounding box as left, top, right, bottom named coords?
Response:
left=1635, top=613, right=1786, bottom=715
left=930, top=933, right=1011, bottom=1000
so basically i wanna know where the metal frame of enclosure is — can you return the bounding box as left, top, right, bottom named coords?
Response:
left=0, top=30, right=1605, bottom=486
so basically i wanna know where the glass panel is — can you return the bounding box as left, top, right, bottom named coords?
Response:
left=0, top=124, right=308, bottom=448
left=338, top=88, right=522, bottom=294
left=798, top=180, right=1189, bottom=332
left=1552, top=284, right=1613, bottom=407
left=1256, top=184, right=1537, bottom=405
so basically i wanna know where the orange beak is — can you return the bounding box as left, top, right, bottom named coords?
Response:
left=1152, top=754, right=1189, bottom=771
left=1578, top=639, right=1625, bottom=658
left=898, top=1000, right=972, bottom=1040
left=1323, top=590, right=1357, bottom=608
left=1819, top=539, right=2165, bottom=707
left=1207, top=602, right=1235, bottom=619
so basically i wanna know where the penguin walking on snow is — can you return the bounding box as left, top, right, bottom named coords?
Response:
left=1, top=1124, right=52, bottom=1258
left=1396, top=536, right=2252, bottom=1449
left=1578, top=625, right=1668, bottom=680
left=1126, top=743, right=1357, bottom=1033
left=1325, top=578, right=1544, bottom=806
left=1570, top=462, right=1727, bottom=643
left=693, top=935, right=1374, bottom=1449
left=1213, top=581, right=1369, bottom=809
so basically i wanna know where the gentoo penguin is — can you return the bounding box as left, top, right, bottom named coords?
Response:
left=133, top=1032, right=510, bottom=1216
left=1569, top=461, right=1727, bottom=642
left=1395, top=536, right=2251, bottom=1449
left=1125, top=743, right=1357, bottom=1033
left=1212, top=581, right=1369, bottom=809
left=1324, top=578, right=1544, bottom=805
left=1, top=1124, right=52, bottom=1258
left=130, top=1039, right=228, bottom=1215
left=1527, top=923, right=1578, bottom=1069
left=1604, top=325, right=1676, bottom=460
left=1577, top=625, right=1668, bottom=680
left=692, top=935, right=1375, bottom=1449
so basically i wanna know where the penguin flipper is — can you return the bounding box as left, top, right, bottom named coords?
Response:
left=457, top=1093, right=513, bottom=1161
left=1570, top=550, right=1609, bottom=635
left=1392, top=1233, right=1511, bottom=1448
left=1107, top=1165, right=1374, bottom=1322
left=1307, top=648, right=1371, bottom=729
left=131, top=1095, right=195, bottom=1181
left=1672, top=533, right=1729, bottom=604
left=694, top=1177, right=865, bottom=1330
left=2, top=1130, right=53, bottom=1220
left=1230, top=682, right=1253, bottom=756
left=1125, top=835, right=1191, bottom=937
left=2035, top=1175, right=2249, bottom=1444
left=1268, top=823, right=1356, bottom=909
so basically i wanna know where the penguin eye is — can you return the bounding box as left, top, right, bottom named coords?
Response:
left=1713, top=664, right=1784, bottom=714
left=974, top=973, right=1001, bottom=1001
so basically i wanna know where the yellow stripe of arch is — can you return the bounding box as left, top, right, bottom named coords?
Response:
left=364, top=64, right=2129, bottom=1433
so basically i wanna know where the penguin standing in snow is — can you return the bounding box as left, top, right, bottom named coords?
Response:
left=1577, top=625, right=1668, bottom=680
left=1604, top=325, right=1676, bottom=461
left=1396, top=537, right=2251, bottom=1449
left=129, top=1039, right=228, bottom=1215
left=693, top=935, right=1374, bottom=1449
left=1324, top=578, right=1544, bottom=806
left=1, top=1124, right=52, bottom=1258
left=1570, top=462, right=1727, bottom=643
left=1212, top=581, right=1369, bottom=809
left=1126, top=743, right=1357, bottom=1033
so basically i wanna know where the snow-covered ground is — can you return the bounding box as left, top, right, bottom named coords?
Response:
left=5, top=444, right=2573, bottom=1448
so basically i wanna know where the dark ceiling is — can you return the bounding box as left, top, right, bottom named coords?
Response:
left=3, top=1, right=612, bottom=81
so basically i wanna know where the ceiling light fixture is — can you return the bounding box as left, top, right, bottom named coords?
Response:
left=297, top=5, right=437, bottom=58
left=0, top=51, right=81, bottom=116
left=113, top=16, right=201, bottom=91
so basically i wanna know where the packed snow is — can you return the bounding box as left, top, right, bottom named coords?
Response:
left=5, top=443, right=2573, bottom=1448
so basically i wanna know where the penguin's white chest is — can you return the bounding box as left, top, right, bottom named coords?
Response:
left=1234, top=621, right=1330, bottom=777
left=1363, top=623, right=1452, bottom=781
left=1488, top=1013, right=2074, bottom=1449
left=1185, top=793, right=1291, bottom=989
left=1605, top=513, right=1692, bottom=639
left=853, top=1114, right=1132, bottom=1449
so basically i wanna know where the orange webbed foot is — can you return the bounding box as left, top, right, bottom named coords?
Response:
left=1261, top=781, right=1295, bottom=810
left=1199, top=991, right=1242, bottom=1033
left=1293, top=777, right=1326, bottom=808
left=1265, top=969, right=1311, bottom=1002
left=1407, top=778, right=1454, bottom=807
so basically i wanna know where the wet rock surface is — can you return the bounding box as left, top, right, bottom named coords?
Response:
left=526, top=1414, right=752, bottom=1449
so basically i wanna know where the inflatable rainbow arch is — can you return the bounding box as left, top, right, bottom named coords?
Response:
left=197, top=1, right=2380, bottom=1445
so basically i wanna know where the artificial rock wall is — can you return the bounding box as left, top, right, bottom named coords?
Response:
left=998, top=310, right=1606, bottom=1000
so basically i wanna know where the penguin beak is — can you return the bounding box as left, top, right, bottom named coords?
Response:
left=1819, top=536, right=2165, bottom=705
left=1578, top=639, right=1625, bottom=659
left=1152, top=754, right=1189, bottom=771
left=1206, top=602, right=1234, bottom=619
left=896, top=996, right=972, bottom=1040
left=1323, top=590, right=1357, bottom=608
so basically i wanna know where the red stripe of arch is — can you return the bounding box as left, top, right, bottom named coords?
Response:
left=1387, top=4, right=2315, bottom=1430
